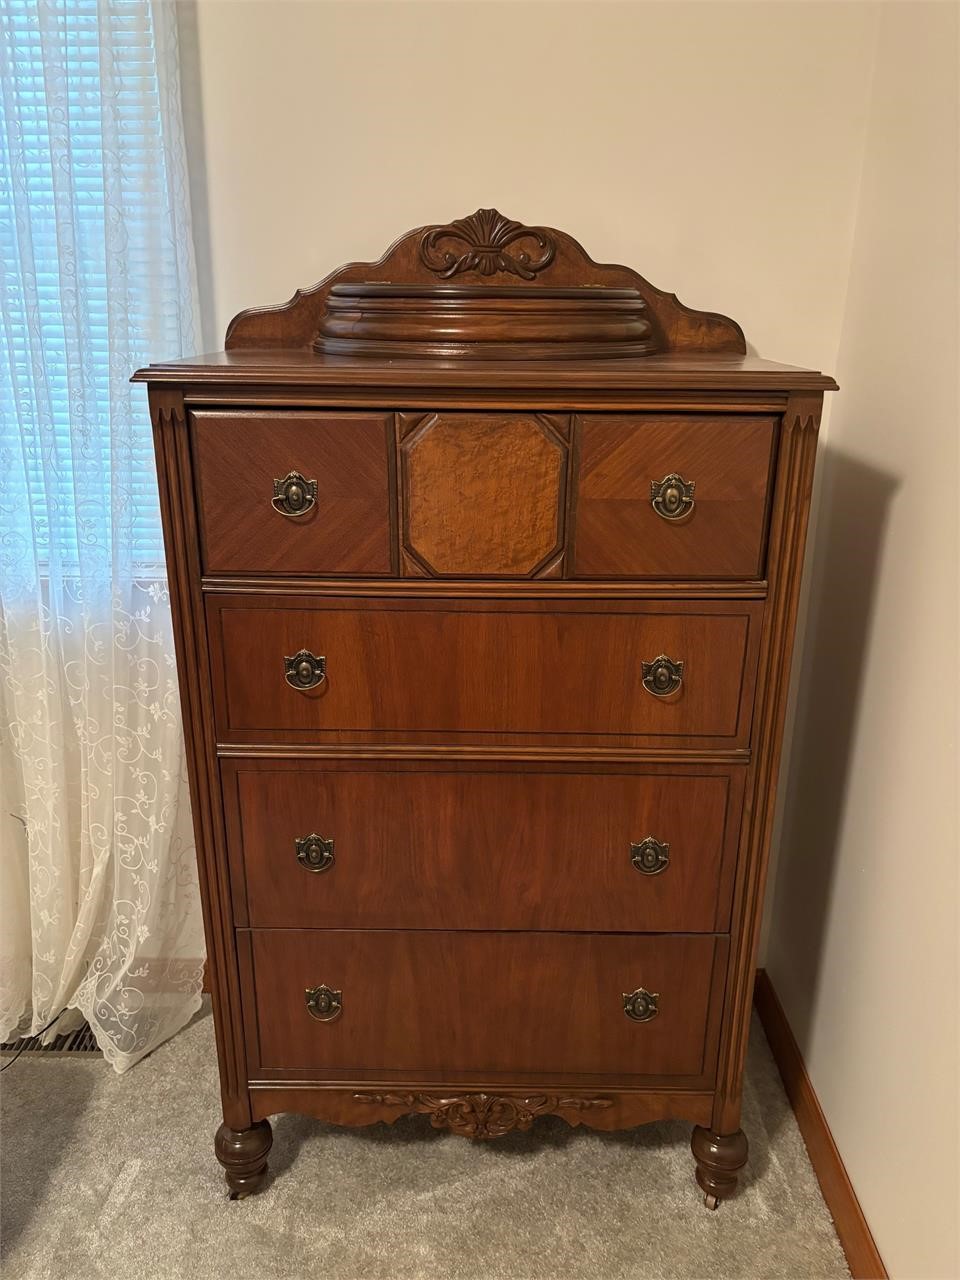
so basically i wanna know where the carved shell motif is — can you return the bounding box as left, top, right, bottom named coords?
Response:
left=353, top=1091, right=612, bottom=1139
left=419, top=208, right=557, bottom=280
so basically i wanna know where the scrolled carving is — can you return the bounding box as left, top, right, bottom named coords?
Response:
left=419, top=208, right=556, bottom=280
left=352, top=1091, right=612, bottom=1139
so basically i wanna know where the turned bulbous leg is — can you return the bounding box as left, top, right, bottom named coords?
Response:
left=215, top=1119, right=273, bottom=1198
left=691, top=1126, right=748, bottom=1209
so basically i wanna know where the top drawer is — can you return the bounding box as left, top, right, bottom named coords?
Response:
left=192, top=410, right=393, bottom=575
left=190, top=408, right=776, bottom=580
left=574, top=414, right=776, bottom=579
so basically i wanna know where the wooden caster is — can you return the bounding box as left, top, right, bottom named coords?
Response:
left=215, top=1119, right=273, bottom=1198
left=691, top=1126, right=748, bottom=1207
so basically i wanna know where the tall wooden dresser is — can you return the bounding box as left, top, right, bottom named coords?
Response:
left=136, top=211, right=836, bottom=1207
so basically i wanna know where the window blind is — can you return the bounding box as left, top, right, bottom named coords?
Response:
left=0, top=0, right=194, bottom=572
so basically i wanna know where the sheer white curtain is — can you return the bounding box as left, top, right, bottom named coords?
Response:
left=0, top=0, right=204, bottom=1070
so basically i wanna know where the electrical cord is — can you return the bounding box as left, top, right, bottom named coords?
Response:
left=0, top=1011, right=65, bottom=1072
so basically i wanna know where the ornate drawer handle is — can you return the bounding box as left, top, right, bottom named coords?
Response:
left=284, top=649, right=326, bottom=690
left=296, top=834, right=335, bottom=873
left=630, top=837, right=670, bottom=875
left=623, top=987, right=660, bottom=1022
left=641, top=654, right=683, bottom=697
left=650, top=472, right=695, bottom=521
left=272, top=470, right=317, bottom=518
left=305, top=984, right=342, bottom=1022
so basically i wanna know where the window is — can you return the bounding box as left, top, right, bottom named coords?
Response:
left=0, top=0, right=195, bottom=574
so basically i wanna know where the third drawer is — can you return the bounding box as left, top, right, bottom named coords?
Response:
left=223, top=761, right=746, bottom=931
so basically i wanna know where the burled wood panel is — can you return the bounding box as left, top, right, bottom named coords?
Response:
left=400, top=412, right=568, bottom=576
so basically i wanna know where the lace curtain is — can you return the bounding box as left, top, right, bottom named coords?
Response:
left=0, top=0, right=204, bottom=1070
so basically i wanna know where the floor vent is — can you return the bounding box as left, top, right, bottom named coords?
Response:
left=1, top=1023, right=99, bottom=1056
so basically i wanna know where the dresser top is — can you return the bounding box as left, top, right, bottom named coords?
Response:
left=133, top=348, right=836, bottom=392
left=133, top=209, right=836, bottom=391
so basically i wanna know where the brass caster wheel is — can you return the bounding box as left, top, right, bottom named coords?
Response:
left=704, top=1193, right=720, bottom=1210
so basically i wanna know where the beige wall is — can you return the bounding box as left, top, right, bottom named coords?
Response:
left=765, top=5, right=960, bottom=1277
left=182, top=2, right=958, bottom=1274
left=182, top=0, right=875, bottom=366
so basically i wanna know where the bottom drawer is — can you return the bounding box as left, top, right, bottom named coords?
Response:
left=244, top=930, right=727, bottom=1081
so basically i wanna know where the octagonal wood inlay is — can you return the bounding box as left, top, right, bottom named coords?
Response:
left=400, top=412, right=569, bottom=576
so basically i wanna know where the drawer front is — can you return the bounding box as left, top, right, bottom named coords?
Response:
left=246, top=929, right=726, bottom=1079
left=208, top=597, right=762, bottom=747
left=192, top=410, right=393, bottom=575
left=225, top=763, right=744, bottom=931
left=575, top=414, right=776, bottom=578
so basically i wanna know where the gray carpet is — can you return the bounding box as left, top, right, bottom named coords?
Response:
left=1, top=1005, right=848, bottom=1280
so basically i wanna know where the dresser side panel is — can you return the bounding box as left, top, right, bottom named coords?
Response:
left=148, top=385, right=251, bottom=1130
left=713, top=393, right=824, bottom=1134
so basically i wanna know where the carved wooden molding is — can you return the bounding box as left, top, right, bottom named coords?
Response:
left=352, top=1091, right=613, bottom=1139
left=223, top=208, right=747, bottom=357
left=419, top=208, right=557, bottom=280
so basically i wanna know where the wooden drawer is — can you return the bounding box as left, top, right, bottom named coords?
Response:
left=224, top=761, right=744, bottom=931
left=244, top=930, right=727, bottom=1080
left=208, top=597, right=762, bottom=749
left=574, top=414, right=776, bottom=578
left=192, top=410, right=393, bottom=575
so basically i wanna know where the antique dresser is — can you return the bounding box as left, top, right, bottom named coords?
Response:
left=135, top=211, right=836, bottom=1207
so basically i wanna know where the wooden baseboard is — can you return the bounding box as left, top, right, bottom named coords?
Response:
left=754, top=968, right=887, bottom=1280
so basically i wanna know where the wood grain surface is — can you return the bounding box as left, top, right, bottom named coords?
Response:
left=208, top=596, right=762, bottom=747
left=224, top=760, right=744, bottom=932
left=192, top=410, right=392, bottom=575
left=575, top=414, right=776, bottom=578
left=246, top=929, right=726, bottom=1079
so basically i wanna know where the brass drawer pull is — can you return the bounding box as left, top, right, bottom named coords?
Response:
left=641, top=654, right=683, bottom=697
left=305, top=984, right=342, bottom=1022
left=296, top=834, right=335, bottom=873
left=630, top=837, right=670, bottom=875
left=284, top=649, right=326, bottom=690
left=650, top=472, right=695, bottom=521
left=623, top=987, right=660, bottom=1022
left=272, top=470, right=317, bottom=518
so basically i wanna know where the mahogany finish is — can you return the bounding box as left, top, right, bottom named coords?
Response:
left=208, top=596, right=761, bottom=746
left=575, top=414, right=777, bottom=579
left=136, top=210, right=835, bottom=1207
left=247, top=930, right=724, bottom=1079
left=192, top=409, right=393, bottom=576
left=224, top=762, right=744, bottom=931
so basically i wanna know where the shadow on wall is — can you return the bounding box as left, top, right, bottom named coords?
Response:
left=769, top=442, right=899, bottom=1046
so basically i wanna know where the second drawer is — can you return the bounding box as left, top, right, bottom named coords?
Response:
left=223, top=761, right=745, bottom=931
left=208, top=596, right=763, bottom=748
